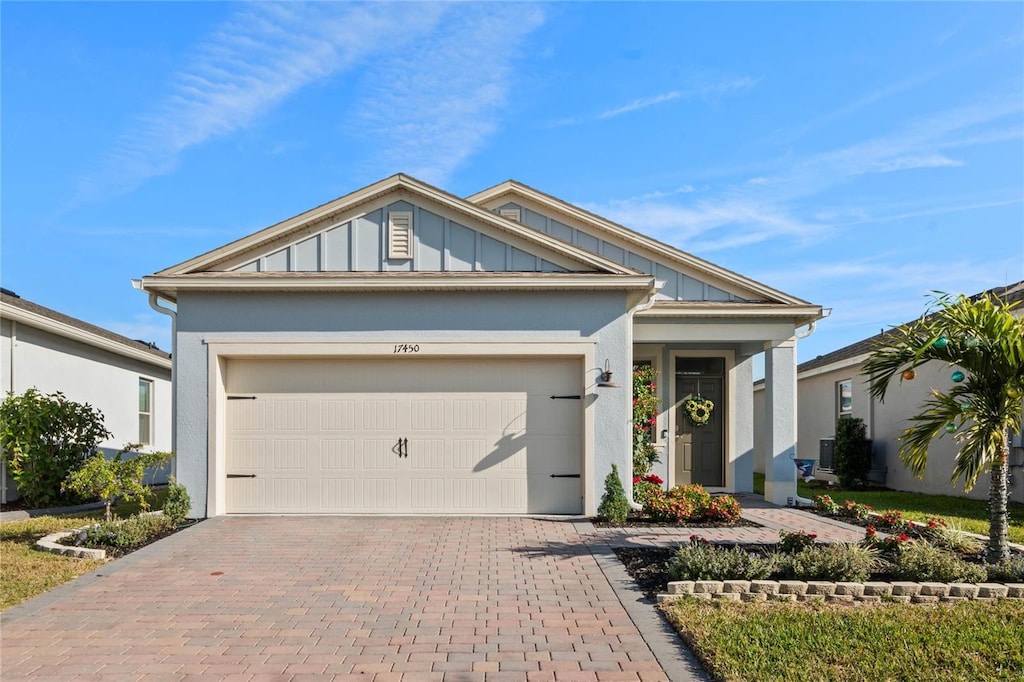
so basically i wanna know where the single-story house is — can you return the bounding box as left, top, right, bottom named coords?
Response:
left=0, top=290, right=173, bottom=503
left=754, top=281, right=1024, bottom=504
left=139, top=174, right=822, bottom=517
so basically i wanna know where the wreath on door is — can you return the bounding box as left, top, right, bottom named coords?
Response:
left=684, top=397, right=715, bottom=427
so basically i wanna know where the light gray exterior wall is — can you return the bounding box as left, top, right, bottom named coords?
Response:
left=234, top=201, right=567, bottom=274
left=497, top=202, right=748, bottom=302
left=1, top=320, right=173, bottom=502
left=755, top=360, right=1024, bottom=504
left=174, top=290, right=633, bottom=518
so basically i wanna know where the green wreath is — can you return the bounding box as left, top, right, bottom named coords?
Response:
left=684, top=397, right=714, bottom=427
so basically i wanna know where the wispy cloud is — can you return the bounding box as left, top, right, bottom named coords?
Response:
left=74, top=3, right=449, bottom=204
left=549, top=76, right=756, bottom=127
left=354, top=4, right=545, bottom=186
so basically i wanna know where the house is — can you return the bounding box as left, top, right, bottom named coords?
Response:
left=138, top=174, right=822, bottom=517
left=0, top=290, right=173, bottom=503
left=754, top=281, right=1024, bottom=504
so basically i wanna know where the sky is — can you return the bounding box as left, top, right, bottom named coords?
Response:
left=3, top=2, right=1022, bottom=367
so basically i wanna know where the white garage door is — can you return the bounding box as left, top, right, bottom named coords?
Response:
left=224, top=357, right=582, bottom=514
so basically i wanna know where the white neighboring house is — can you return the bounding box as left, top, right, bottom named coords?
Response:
left=0, top=289, right=173, bottom=503
left=754, top=281, right=1024, bottom=504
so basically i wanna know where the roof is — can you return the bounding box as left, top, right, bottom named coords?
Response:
left=796, top=281, right=1024, bottom=375
left=467, top=179, right=814, bottom=308
left=0, top=291, right=172, bottom=367
left=152, top=173, right=638, bottom=278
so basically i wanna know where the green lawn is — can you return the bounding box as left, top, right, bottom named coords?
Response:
left=661, top=599, right=1024, bottom=682
left=752, top=472, right=1024, bottom=544
left=0, top=491, right=169, bottom=610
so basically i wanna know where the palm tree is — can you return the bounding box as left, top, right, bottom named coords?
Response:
left=863, top=289, right=1024, bottom=563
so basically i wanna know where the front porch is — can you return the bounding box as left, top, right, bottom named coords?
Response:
left=631, top=306, right=812, bottom=506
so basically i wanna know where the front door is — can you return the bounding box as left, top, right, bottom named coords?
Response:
left=674, top=357, right=724, bottom=486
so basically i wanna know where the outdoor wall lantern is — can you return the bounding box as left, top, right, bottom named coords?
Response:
left=596, top=360, right=620, bottom=388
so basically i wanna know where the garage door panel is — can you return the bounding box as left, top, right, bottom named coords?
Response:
left=321, top=440, right=356, bottom=469
left=225, top=358, right=582, bottom=514
left=321, top=478, right=357, bottom=509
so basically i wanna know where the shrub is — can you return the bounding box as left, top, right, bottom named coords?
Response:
left=162, top=477, right=191, bottom=525
left=632, top=365, right=660, bottom=477
left=986, top=556, right=1024, bottom=582
left=876, top=509, right=913, bottom=532
left=644, top=484, right=712, bottom=523
left=632, top=475, right=663, bottom=507
left=64, top=444, right=173, bottom=521
left=779, top=530, right=817, bottom=554
left=705, top=495, right=742, bottom=523
left=838, top=499, right=872, bottom=520
left=779, top=543, right=879, bottom=582
left=813, top=494, right=839, bottom=515
left=83, top=513, right=173, bottom=549
left=597, top=464, right=630, bottom=524
left=833, top=415, right=871, bottom=489
left=863, top=524, right=914, bottom=555
left=0, top=389, right=111, bottom=507
left=892, top=542, right=987, bottom=583
left=669, top=539, right=776, bottom=581
left=926, top=522, right=984, bottom=554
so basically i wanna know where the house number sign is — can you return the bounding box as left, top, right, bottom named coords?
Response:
left=393, top=344, right=421, bottom=354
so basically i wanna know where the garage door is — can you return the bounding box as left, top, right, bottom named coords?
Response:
left=224, top=357, right=582, bottom=514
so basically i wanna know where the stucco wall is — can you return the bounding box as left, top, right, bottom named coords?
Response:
left=757, top=360, right=1024, bottom=504
left=174, top=290, right=633, bottom=517
left=1, top=321, right=172, bottom=501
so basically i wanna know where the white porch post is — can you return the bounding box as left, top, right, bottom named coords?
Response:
left=732, top=355, right=755, bottom=492
left=763, top=338, right=797, bottom=506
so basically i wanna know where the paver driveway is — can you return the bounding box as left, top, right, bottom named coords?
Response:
left=1, top=516, right=671, bottom=681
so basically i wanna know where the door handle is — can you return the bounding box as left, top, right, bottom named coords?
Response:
left=395, top=437, right=409, bottom=458
left=661, top=429, right=669, bottom=440
left=402, top=438, right=409, bottom=458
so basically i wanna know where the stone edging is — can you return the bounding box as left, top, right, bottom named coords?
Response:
left=659, top=579, right=1024, bottom=604
left=36, top=529, right=107, bottom=560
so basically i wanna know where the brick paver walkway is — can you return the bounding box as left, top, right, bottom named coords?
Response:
left=0, top=499, right=866, bottom=681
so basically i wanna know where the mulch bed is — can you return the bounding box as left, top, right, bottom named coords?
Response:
left=57, top=519, right=202, bottom=558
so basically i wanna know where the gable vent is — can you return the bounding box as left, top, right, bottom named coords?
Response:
left=388, top=211, right=414, bottom=260
left=499, top=207, right=522, bottom=223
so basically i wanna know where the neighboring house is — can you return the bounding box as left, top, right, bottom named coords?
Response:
left=0, top=290, right=173, bottom=503
left=138, top=174, right=822, bottom=518
left=754, top=281, right=1024, bottom=504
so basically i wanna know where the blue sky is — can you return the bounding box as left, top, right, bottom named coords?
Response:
left=3, top=2, right=1022, bottom=365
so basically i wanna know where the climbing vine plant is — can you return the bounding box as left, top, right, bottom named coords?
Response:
left=632, top=364, right=660, bottom=477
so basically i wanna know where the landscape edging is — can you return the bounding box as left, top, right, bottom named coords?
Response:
left=660, top=579, right=1024, bottom=603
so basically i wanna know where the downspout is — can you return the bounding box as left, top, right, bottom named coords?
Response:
left=134, top=281, right=178, bottom=474
left=625, top=281, right=663, bottom=510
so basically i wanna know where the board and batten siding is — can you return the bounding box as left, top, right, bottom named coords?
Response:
left=232, top=201, right=567, bottom=274
left=496, top=202, right=748, bottom=303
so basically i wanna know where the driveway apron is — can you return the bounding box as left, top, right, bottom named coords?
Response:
left=1, top=516, right=670, bottom=681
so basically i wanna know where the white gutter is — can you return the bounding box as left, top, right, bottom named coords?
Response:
left=0, top=302, right=171, bottom=370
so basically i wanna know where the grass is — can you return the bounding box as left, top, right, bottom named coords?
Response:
left=752, top=472, right=1024, bottom=545
left=0, top=490, right=168, bottom=611
left=661, top=598, right=1024, bottom=682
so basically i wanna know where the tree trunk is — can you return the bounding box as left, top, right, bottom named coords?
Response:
left=986, top=432, right=1010, bottom=564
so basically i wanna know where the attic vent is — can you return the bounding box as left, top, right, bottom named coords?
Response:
left=499, top=207, right=522, bottom=223
left=388, top=211, right=414, bottom=260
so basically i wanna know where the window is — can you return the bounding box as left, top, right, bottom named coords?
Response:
left=139, top=379, right=153, bottom=445
left=837, top=379, right=853, bottom=419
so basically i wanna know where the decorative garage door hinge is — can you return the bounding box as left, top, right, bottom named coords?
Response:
left=227, top=396, right=257, bottom=400
left=549, top=395, right=582, bottom=400
left=226, top=474, right=257, bottom=478
left=550, top=474, right=581, bottom=478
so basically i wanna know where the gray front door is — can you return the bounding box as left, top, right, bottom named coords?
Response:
left=674, top=357, right=724, bottom=486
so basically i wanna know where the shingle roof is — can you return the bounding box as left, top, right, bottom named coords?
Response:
left=797, top=281, right=1024, bottom=374
left=0, top=291, right=170, bottom=360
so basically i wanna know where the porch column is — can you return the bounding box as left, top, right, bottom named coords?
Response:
left=763, top=338, right=797, bottom=506
left=731, top=354, right=755, bottom=493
